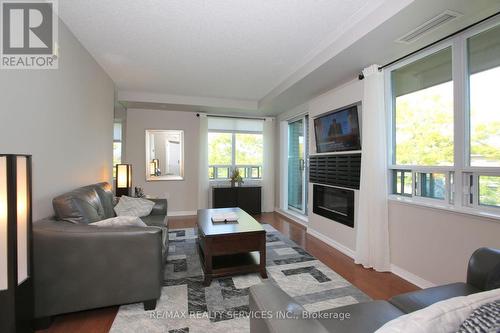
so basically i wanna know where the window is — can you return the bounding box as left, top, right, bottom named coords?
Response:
left=391, top=47, right=454, bottom=166
left=113, top=121, right=122, bottom=178
left=388, top=19, right=500, bottom=214
left=207, top=117, right=263, bottom=180
left=416, top=172, right=447, bottom=200
left=468, top=24, right=500, bottom=167
left=478, top=175, right=500, bottom=208
left=392, top=170, right=412, bottom=196
left=208, top=132, right=232, bottom=166
left=235, top=133, right=263, bottom=165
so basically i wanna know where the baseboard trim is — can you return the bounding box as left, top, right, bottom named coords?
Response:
left=275, top=208, right=308, bottom=227
left=390, top=264, right=436, bottom=289
left=306, top=228, right=355, bottom=259
left=167, top=211, right=197, bottom=217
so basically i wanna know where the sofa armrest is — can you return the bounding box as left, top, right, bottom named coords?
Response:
left=249, top=282, right=330, bottom=333
left=467, top=247, right=500, bottom=291
left=149, top=198, right=168, bottom=216
left=33, top=219, right=163, bottom=318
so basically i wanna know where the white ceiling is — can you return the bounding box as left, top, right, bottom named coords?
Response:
left=262, top=0, right=500, bottom=113
left=58, top=0, right=500, bottom=115
left=58, top=1, right=399, bottom=102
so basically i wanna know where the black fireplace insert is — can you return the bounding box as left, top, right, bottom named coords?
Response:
left=313, top=184, right=354, bottom=227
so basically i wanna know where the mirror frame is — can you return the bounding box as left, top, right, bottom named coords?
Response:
left=145, top=129, right=185, bottom=181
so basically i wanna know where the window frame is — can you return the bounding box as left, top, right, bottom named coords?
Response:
left=112, top=120, right=124, bottom=178
left=386, top=16, right=500, bottom=217
left=463, top=172, right=500, bottom=213
left=208, top=129, right=263, bottom=180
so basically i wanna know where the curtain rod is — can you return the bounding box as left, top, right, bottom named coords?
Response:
left=358, top=11, right=500, bottom=80
left=196, top=113, right=267, bottom=121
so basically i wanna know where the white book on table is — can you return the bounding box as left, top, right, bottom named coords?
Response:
left=211, top=212, right=239, bottom=223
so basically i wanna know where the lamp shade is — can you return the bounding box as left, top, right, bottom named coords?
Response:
left=115, top=164, right=132, bottom=196
left=0, top=154, right=33, bottom=333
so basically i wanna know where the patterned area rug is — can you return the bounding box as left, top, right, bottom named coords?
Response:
left=110, top=224, right=369, bottom=333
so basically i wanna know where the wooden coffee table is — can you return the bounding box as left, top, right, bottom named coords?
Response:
left=196, top=207, right=267, bottom=286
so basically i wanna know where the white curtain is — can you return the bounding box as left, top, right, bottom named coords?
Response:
left=354, top=65, right=391, bottom=272
left=197, top=113, right=209, bottom=209
left=262, top=118, right=275, bottom=212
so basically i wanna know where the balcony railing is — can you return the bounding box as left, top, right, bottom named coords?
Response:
left=209, top=165, right=262, bottom=180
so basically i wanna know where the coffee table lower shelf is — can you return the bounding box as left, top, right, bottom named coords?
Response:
left=197, top=240, right=267, bottom=286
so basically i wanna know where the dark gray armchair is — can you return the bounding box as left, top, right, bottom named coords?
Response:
left=249, top=247, right=500, bottom=333
left=33, top=183, right=168, bottom=327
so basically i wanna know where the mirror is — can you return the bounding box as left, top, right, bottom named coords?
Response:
left=145, top=130, right=184, bottom=181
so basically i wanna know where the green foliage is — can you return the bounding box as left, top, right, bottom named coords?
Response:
left=395, top=83, right=454, bottom=166
left=395, top=80, right=500, bottom=205
left=396, top=81, right=500, bottom=167
left=230, top=168, right=244, bottom=184
left=471, top=121, right=500, bottom=165
left=235, top=133, right=263, bottom=165
left=479, top=176, right=500, bottom=207
left=208, top=133, right=232, bottom=165
left=208, top=132, right=263, bottom=166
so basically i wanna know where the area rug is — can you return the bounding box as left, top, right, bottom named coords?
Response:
left=110, top=224, right=370, bottom=333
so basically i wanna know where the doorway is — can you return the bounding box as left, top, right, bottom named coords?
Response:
left=287, top=115, right=308, bottom=214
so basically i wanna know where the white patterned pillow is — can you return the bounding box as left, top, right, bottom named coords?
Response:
left=90, top=216, right=147, bottom=227
left=457, top=300, right=500, bottom=333
left=376, top=288, right=500, bottom=333
left=114, top=196, right=155, bottom=217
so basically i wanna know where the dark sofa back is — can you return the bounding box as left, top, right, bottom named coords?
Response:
left=467, top=247, right=500, bottom=291
left=52, top=182, right=115, bottom=224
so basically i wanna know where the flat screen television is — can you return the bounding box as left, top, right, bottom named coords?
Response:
left=314, top=105, right=361, bottom=153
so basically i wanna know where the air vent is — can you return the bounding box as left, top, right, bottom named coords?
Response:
left=396, top=10, right=462, bottom=44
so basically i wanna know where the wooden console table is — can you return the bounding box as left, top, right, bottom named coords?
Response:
left=212, top=186, right=261, bottom=215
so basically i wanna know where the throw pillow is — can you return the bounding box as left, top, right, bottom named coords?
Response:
left=457, top=300, right=500, bottom=333
left=375, top=288, right=500, bottom=333
left=114, top=196, right=155, bottom=217
left=90, top=216, right=147, bottom=227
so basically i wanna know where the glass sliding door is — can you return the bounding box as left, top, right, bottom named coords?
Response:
left=288, top=116, right=308, bottom=214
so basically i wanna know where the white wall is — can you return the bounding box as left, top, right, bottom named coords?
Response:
left=307, top=79, right=363, bottom=254
left=275, top=80, right=362, bottom=252
left=0, top=20, right=115, bottom=220
left=389, top=201, right=500, bottom=286
left=125, top=109, right=200, bottom=214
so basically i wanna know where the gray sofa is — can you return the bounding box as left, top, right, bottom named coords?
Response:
left=249, top=247, right=500, bottom=333
left=33, top=182, right=168, bottom=326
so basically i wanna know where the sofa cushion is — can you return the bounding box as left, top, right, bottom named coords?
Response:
left=376, top=288, right=500, bottom=333
left=53, top=187, right=106, bottom=224
left=90, top=216, right=147, bottom=228
left=249, top=282, right=331, bottom=333
left=389, top=282, right=480, bottom=314
left=150, top=199, right=168, bottom=216
left=317, top=300, right=405, bottom=333
left=141, top=214, right=167, bottom=228
left=141, top=215, right=168, bottom=261
left=114, top=196, right=155, bottom=217
left=88, top=182, right=115, bottom=219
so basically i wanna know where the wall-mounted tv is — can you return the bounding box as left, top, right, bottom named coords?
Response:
left=314, top=104, right=361, bottom=153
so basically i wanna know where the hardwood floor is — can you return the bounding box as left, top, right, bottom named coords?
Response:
left=38, top=212, right=419, bottom=333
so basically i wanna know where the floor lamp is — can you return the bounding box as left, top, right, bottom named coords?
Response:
left=0, top=154, right=33, bottom=332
